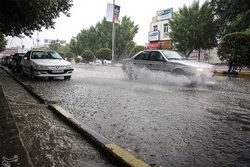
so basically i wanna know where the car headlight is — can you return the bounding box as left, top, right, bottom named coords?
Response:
left=36, top=65, right=46, bottom=69
left=195, top=68, right=204, bottom=72
left=66, top=65, right=73, bottom=69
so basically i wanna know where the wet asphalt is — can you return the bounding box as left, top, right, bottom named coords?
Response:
left=1, top=64, right=250, bottom=166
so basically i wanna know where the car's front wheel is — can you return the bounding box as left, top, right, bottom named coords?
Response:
left=31, top=68, right=37, bottom=80
left=172, top=69, right=186, bottom=76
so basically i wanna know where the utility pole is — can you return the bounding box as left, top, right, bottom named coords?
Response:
left=112, top=0, right=115, bottom=65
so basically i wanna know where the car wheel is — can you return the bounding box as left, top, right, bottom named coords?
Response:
left=172, top=69, right=185, bottom=76
left=64, top=76, right=71, bottom=80
left=11, top=66, right=15, bottom=72
left=22, top=69, right=27, bottom=77
left=31, top=68, right=37, bottom=80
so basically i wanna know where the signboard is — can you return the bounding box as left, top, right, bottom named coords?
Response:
left=157, top=8, right=173, bottom=21
left=158, top=41, right=172, bottom=50
left=0, top=48, right=28, bottom=54
left=106, top=3, right=120, bottom=23
left=44, top=39, right=66, bottom=44
left=148, top=31, right=159, bottom=41
left=1, top=48, right=18, bottom=53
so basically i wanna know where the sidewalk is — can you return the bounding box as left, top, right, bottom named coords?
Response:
left=0, top=85, right=31, bottom=166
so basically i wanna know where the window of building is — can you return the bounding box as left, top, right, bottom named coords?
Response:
left=153, top=25, right=158, bottom=31
left=164, top=24, right=169, bottom=38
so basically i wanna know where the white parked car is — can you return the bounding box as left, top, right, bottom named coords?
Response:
left=21, top=50, right=74, bottom=80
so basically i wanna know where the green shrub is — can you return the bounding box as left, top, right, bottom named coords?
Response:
left=129, top=45, right=146, bottom=58
left=218, top=32, right=250, bottom=72
left=65, top=52, right=74, bottom=61
left=95, top=48, right=112, bottom=60
left=74, top=57, right=80, bottom=63
left=81, top=50, right=95, bottom=63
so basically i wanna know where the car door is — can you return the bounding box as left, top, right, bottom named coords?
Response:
left=147, top=51, right=166, bottom=71
left=132, top=51, right=150, bottom=69
left=22, top=51, right=32, bottom=74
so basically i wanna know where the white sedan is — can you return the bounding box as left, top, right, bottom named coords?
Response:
left=21, top=50, right=74, bottom=80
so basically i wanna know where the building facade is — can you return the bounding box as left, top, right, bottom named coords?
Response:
left=147, top=8, right=173, bottom=50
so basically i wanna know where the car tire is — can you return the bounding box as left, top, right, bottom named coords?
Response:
left=22, top=69, right=27, bottom=77
left=31, top=68, right=37, bottom=80
left=64, top=76, right=71, bottom=80
left=172, top=69, right=185, bottom=76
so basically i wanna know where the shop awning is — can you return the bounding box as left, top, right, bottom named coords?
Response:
left=147, top=42, right=158, bottom=50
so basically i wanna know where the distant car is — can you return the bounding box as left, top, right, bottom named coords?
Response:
left=1, top=55, right=10, bottom=66
left=7, top=54, right=14, bottom=69
left=21, top=50, right=74, bottom=80
left=122, top=50, right=215, bottom=79
left=11, top=53, right=25, bottom=72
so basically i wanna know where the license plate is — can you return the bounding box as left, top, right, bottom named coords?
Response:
left=52, top=70, right=64, bottom=73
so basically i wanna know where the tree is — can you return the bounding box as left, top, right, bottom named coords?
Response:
left=129, top=45, right=146, bottom=58
left=217, top=32, right=250, bottom=72
left=0, top=33, right=7, bottom=52
left=115, top=16, right=139, bottom=61
left=0, top=0, right=73, bottom=36
left=209, top=0, right=250, bottom=38
left=169, top=1, right=217, bottom=57
left=73, top=16, right=138, bottom=61
left=48, top=40, right=61, bottom=51
left=69, top=37, right=82, bottom=56
left=58, top=44, right=71, bottom=55
left=81, top=50, right=95, bottom=63
left=95, top=48, right=112, bottom=60
left=64, top=52, right=74, bottom=62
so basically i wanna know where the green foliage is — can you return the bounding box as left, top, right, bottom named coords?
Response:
left=0, top=33, right=7, bottom=52
left=0, top=0, right=73, bottom=37
left=64, top=52, right=74, bottom=62
left=218, top=32, right=250, bottom=71
left=95, top=48, right=112, bottom=60
left=74, top=57, right=80, bottom=63
left=72, top=16, right=138, bottom=61
left=69, top=37, right=82, bottom=56
left=48, top=40, right=61, bottom=51
left=81, top=50, right=95, bottom=62
left=209, top=0, right=250, bottom=38
left=58, top=44, right=71, bottom=55
left=169, top=1, right=217, bottom=57
left=129, top=45, right=146, bottom=58
left=115, top=16, right=139, bottom=60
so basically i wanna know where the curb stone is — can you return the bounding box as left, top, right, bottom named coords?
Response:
left=215, top=71, right=250, bottom=76
left=0, top=66, right=149, bottom=167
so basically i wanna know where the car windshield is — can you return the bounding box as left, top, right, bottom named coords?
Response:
left=162, top=51, right=187, bottom=60
left=32, top=51, right=63, bottom=59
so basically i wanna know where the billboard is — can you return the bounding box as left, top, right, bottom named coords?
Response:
left=44, top=39, right=66, bottom=44
left=106, top=3, right=120, bottom=23
left=148, top=31, right=160, bottom=41
left=157, top=8, right=173, bottom=21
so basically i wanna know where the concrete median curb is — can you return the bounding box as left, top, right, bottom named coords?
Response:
left=0, top=66, right=149, bottom=167
left=215, top=71, right=250, bottom=76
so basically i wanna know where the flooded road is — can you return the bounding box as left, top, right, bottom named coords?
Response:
left=7, top=64, right=250, bottom=166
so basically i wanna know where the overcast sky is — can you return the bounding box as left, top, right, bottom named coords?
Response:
left=6, top=0, right=207, bottom=49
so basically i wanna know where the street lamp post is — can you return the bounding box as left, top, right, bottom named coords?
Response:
left=112, top=0, right=115, bottom=65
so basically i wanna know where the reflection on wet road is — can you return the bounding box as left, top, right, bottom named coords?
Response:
left=16, top=65, right=250, bottom=166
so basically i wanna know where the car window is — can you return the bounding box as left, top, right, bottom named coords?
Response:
left=162, top=51, right=186, bottom=60
left=134, top=51, right=149, bottom=60
left=24, top=51, right=31, bottom=59
left=149, top=51, right=164, bottom=61
left=31, top=51, right=63, bottom=59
